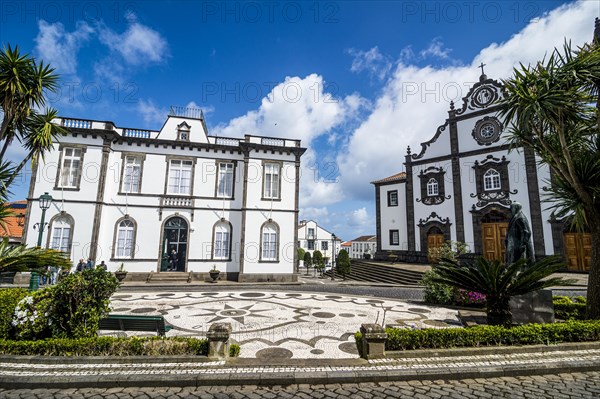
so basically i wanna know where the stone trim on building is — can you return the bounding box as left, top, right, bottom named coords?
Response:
left=417, top=212, right=452, bottom=254
left=111, top=215, right=138, bottom=260
left=118, top=152, right=147, bottom=195
left=210, top=219, right=233, bottom=262
left=469, top=204, right=511, bottom=255
left=53, top=144, right=87, bottom=191
left=45, top=212, right=75, bottom=255
left=259, top=219, right=280, bottom=263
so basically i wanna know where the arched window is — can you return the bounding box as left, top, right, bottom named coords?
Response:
left=115, top=219, right=135, bottom=258
left=483, top=169, right=501, bottom=191
left=49, top=216, right=72, bottom=253
left=426, top=178, right=438, bottom=196
left=213, top=221, right=231, bottom=260
left=261, top=222, right=279, bottom=261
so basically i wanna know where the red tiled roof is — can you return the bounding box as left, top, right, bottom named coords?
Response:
left=371, top=172, right=406, bottom=184
left=0, top=200, right=27, bottom=239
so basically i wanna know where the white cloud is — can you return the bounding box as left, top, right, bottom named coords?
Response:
left=34, top=21, right=94, bottom=75
left=347, top=46, right=393, bottom=81
left=348, top=207, right=370, bottom=227
left=420, top=38, right=452, bottom=60
left=98, top=13, right=169, bottom=66
left=137, top=99, right=167, bottom=126
left=212, top=74, right=367, bottom=208
left=300, top=207, right=329, bottom=221
left=337, top=0, right=597, bottom=201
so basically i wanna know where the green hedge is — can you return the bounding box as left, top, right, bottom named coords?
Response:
left=385, top=320, right=600, bottom=351
left=0, top=336, right=209, bottom=356
left=553, top=296, right=586, bottom=320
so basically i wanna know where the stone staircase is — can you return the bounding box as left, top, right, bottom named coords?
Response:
left=145, top=271, right=193, bottom=284
left=325, top=260, right=424, bottom=285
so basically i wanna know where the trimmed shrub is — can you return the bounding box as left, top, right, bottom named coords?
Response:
left=385, top=320, right=600, bottom=351
left=553, top=296, right=587, bottom=320
left=0, top=288, right=28, bottom=339
left=229, top=343, right=240, bottom=357
left=0, top=336, right=209, bottom=356
left=50, top=268, right=119, bottom=338
left=336, top=249, right=350, bottom=278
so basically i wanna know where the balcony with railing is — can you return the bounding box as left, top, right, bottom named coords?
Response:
left=245, top=135, right=301, bottom=148
left=123, top=128, right=152, bottom=139
left=160, top=196, right=194, bottom=208
left=210, top=136, right=241, bottom=146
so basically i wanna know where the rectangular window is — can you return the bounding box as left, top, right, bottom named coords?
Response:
left=262, top=232, right=277, bottom=260
left=122, top=156, right=142, bottom=193
left=321, top=241, right=328, bottom=251
left=116, top=228, right=134, bottom=258
left=387, top=190, right=398, bottom=206
left=389, top=230, right=399, bottom=246
left=307, top=228, right=315, bottom=238
left=214, top=231, right=230, bottom=259
left=263, top=162, right=280, bottom=199
left=60, top=147, right=82, bottom=188
left=168, top=160, right=193, bottom=195
left=50, top=226, right=70, bottom=252
left=307, top=240, right=315, bottom=250
left=216, top=162, right=234, bottom=198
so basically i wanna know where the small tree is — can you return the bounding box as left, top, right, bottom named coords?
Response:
left=313, top=250, right=324, bottom=275
left=303, top=252, right=312, bottom=275
left=297, top=247, right=305, bottom=272
left=337, top=249, right=351, bottom=279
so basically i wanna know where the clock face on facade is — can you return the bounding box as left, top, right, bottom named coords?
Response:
left=472, top=116, right=503, bottom=146
left=473, top=86, right=495, bottom=107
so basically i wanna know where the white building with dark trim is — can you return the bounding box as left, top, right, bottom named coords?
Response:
left=372, top=72, right=591, bottom=272
left=297, top=220, right=341, bottom=261
left=23, top=108, right=306, bottom=282
left=348, top=235, right=377, bottom=259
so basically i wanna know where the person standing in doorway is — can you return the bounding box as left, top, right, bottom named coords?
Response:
left=168, top=249, right=177, bottom=271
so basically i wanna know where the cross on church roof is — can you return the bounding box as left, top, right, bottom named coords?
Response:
left=479, top=62, right=486, bottom=75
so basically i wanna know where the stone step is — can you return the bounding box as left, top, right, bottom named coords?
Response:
left=328, top=261, right=424, bottom=285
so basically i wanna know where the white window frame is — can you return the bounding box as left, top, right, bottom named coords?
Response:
left=427, top=178, right=439, bottom=196
left=60, top=147, right=82, bottom=188
left=483, top=169, right=501, bottom=191
left=213, top=223, right=230, bottom=259
left=321, top=241, right=328, bottom=251
left=263, top=162, right=280, bottom=199
left=115, top=219, right=135, bottom=259
left=261, top=224, right=278, bottom=261
left=390, top=230, right=400, bottom=246
left=168, top=160, right=193, bottom=195
left=122, top=156, right=142, bottom=193
left=216, top=162, right=234, bottom=198
left=50, top=219, right=71, bottom=253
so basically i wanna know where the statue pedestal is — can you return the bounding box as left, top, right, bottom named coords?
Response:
left=509, top=289, right=555, bottom=325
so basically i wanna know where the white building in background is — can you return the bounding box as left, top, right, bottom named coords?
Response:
left=371, top=70, right=591, bottom=272
left=297, top=220, right=341, bottom=262
left=348, top=235, right=377, bottom=259
left=23, top=108, right=306, bottom=282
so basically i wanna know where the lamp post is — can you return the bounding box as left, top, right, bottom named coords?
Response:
left=331, top=233, right=336, bottom=281
left=30, top=192, right=53, bottom=291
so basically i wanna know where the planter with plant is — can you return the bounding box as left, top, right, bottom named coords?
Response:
left=209, top=265, right=220, bottom=282
left=114, top=263, right=127, bottom=282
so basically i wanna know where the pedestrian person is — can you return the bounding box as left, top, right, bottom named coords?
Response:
left=49, top=265, right=58, bottom=284
left=76, top=259, right=85, bottom=272
left=86, top=258, right=94, bottom=270
left=99, top=260, right=107, bottom=271
left=168, top=249, right=177, bottom=271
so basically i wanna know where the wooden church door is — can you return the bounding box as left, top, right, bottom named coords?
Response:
left=564, top=232, right=592, bottom=272
left=482, top=222, right=508, bottom=262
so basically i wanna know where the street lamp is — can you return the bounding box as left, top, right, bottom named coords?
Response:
left=30, top=192, right=53, bottom=291
left=331, top=233, right=336, bottom=281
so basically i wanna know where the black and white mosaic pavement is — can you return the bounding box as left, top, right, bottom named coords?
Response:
left=107, top=291, right=461, bottom=358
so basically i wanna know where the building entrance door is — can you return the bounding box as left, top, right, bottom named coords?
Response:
left=482, top=223, right=508, bottom=262
left=427, top=228, right=445, bottom=263
left=162, top=217, right=188, bottom=272
left=563, top=233, right=592, bottom=272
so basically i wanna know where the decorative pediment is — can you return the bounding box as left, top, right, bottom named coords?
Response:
left=412, top=121, right=449, bottom=160
left=417, top=212, right=451, bottom=227
left=416, top=166, right=451, bottom=206
left=177, top=122, right=191, bottom=130
left=455, top=76, right=504, bottom=116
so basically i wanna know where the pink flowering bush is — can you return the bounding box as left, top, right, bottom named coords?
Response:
left=455, top=289, right=486, bottom=307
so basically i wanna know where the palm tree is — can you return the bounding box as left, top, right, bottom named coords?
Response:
left=0, top=237, right=71, bottom=273
left=498, top=40, right=600, bottom=318
left=430, top=257, right=573, bottom=326
left=0, top=44, right=59, bottom=157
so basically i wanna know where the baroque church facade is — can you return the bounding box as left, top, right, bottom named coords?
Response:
left=372, top=71, right=591, bottom=272
left=23, top=108, right=305, bottom=282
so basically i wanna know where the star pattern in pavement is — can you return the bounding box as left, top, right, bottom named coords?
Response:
left=192, top=303, right=270, bottom=324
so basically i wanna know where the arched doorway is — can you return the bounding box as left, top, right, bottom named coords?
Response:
left=426, top=226, right=445, bottom=263
left=161, top=217, right=188, bottom=272
left=481, top=210, right=509, bottom=262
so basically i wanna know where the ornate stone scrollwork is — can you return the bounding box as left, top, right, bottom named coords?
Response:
left=417, top=212, right=450, bottom=226
left=470, top=189, right=518, bottom=208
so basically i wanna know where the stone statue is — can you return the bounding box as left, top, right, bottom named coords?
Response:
left=505, top=202, right=535, bottom=265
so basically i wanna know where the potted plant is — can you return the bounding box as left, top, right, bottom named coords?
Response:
left=114, top=263, right=128, bottom=282
left=209, top=265, right=220, bottom=282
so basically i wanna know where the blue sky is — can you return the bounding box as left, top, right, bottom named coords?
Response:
left=2, top=0, right=598, bottom=241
